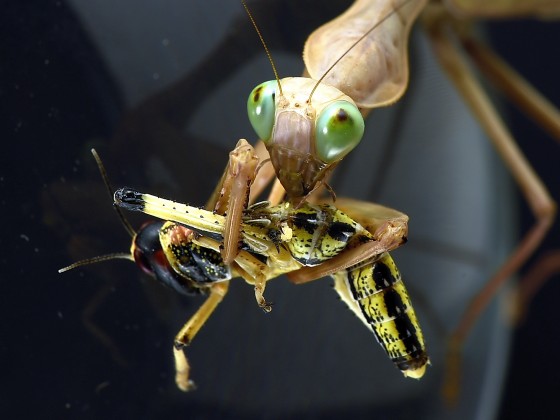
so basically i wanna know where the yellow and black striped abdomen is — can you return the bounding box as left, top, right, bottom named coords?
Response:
left=278, top=203, right=428, bottom=376
left=335, top=252, right=428, bottom=378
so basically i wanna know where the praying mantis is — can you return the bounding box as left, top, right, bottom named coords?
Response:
left=213, top=0, right=559, bottom=404
left=58, top=0, right=560, bottom=416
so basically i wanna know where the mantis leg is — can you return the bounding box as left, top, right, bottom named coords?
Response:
left=459, top=30, right=560, bottom=329
left=205, top=139, right=260, bottom=265
left=288, top=198, right=409, bottom=283
left=460, top=35, right=560, bottom=142
left=174, top=281, right=229, bottom=391
left=206, top=139, right=286, bottom=266
left=424, top=8, right=557, bottom=402
left=509, top=250, right=560, bottom=325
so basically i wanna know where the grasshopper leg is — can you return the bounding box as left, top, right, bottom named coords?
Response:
left=173, top=281, right=229, bottom=391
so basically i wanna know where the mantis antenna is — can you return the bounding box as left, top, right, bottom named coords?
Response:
left=308, top=0, right=413, bottom=102
left=241, top=0, right=283, bottom=97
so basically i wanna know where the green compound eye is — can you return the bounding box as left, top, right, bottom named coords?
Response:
left=315, top=101, right=364, bottom=163
left=247, top=80, right=277, bottom=142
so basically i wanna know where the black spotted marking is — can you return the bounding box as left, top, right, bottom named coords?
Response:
left=171, top=241, right=229, bottom=284
left=381, top=289, right=424, bottom=365
left=346, top=259, right=398, bottom=300
left=370, top=324, right=384, bottom=347
left=345, top=254, right=427, bottom=373
left=383, top=289, right=408, bottom=320
left=327, top=220, right=355, bottom=243
left=291, top=211, right=321, bottom=235
left=373, top=261, right=400, bottom=290
left=190, top=244, right=229, bottom=282
left=346, top=265, right=363, bottom=300
left=267, top=228, right=283, bottom=247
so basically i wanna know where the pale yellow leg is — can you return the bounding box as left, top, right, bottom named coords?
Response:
left=253, top=273, right=272, bottom=313
left=173, top=281, right=229, bottom=391
left=173, top=346, right=194, bottom=392
left=424, top=9, right=557, bottom=403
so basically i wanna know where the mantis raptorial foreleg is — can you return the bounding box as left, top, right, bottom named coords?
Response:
left=288, top=198, right=409, bottom=283
left=211, top=139, right=259, bottom=265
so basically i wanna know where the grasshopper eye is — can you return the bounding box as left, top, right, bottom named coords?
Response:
left=247, top=80, right=277, bottom=142
left=315, top=101, right=364, bottom=163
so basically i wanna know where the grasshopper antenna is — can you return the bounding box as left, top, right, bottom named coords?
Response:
left=58, top=253, right=134, bottom=273
left=58, top=149, right=137, bottom=273
left=308, top=0, right=412, bottom=102
left=91, top=148, right=136, bottom=238
left=241, top=0, right=283, bottom=96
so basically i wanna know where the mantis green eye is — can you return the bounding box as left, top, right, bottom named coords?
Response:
left=315, top=101, right=364, bottom=163
left=247, top=80, right=277, bottom=142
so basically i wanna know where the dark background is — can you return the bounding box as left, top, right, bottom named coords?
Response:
left=2, top=1, right=559, bottom=419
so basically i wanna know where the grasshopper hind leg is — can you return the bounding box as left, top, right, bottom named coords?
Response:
left=173, top=281, right=229, bottom=391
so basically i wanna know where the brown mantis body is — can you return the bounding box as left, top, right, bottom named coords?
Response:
left=218, top=0, right=559, bottom=405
